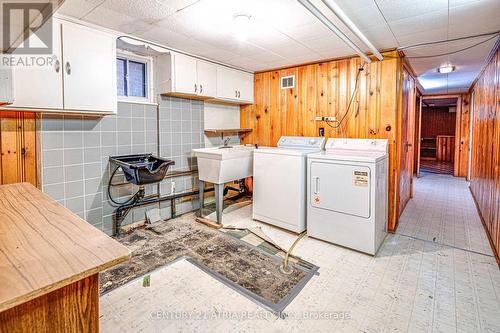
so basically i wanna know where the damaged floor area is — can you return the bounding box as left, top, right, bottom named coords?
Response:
left=100, top=180, right=500, bottom=332
left=100, top=208, right=315, bottom=308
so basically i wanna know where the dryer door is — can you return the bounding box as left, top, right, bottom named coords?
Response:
left=310, top=162, right=371, bottom=218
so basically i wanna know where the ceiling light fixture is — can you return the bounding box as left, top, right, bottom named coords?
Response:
left=233, top=13, right=252, bottom=42
left=296, top=0, right=371, bottom=63
left=437, top=64, right=455, bottom=74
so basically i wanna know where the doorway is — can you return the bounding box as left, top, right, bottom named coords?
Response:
left=416, top=97, right=459, bottom=176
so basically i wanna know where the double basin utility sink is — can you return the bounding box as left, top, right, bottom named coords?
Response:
left=192, top=145, right=254, bottom=184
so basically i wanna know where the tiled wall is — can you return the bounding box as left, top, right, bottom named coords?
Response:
left=41, top=98, right=204, bottom=235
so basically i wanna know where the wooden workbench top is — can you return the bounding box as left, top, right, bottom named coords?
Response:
left=0, top=183, right=131, bottom=312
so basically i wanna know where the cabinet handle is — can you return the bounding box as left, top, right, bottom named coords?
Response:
left=194, top=84, right=197, bottom=93
left=200, top=85, right=203, bottom=93
left=65, top=61, right=71, bottom=75
left=235, top=90, right=238, bottom=98
left=314, top=176, right=320, bottom=194
left=238, top=91, right=241, bottom=98
left=54, top=59, right=60, bottom=73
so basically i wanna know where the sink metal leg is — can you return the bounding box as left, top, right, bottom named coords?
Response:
left=215, top=183, right=224, bottom=225
left=198, top=180, right=204, bottom=217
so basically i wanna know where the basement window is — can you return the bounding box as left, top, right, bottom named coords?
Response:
left=117, top=53, right=152, bottom=103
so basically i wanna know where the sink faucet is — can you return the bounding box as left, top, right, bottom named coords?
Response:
left=222, top=136, right=231, bottom=147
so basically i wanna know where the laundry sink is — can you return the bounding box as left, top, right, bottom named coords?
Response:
left=192, top=145, right=254, bottom=184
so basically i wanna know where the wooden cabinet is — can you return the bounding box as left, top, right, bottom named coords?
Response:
left=216, top=66, right=254, bottom=103
left=5, top=19, right=117, bottom=114
left=436, top=135, right=455, bottom=162
left=156, top=53, right=253, bottom=104
left=157, top=53, right=217, bottom=99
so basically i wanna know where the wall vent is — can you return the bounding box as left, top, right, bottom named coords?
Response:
left=280, top=75, right=295, bottom=89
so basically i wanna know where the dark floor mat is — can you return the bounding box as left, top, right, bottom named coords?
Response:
left=99, top=213, right=318, bottom=312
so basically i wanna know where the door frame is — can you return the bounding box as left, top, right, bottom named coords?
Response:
left=417, top=94, right=462, bottom=177
left=415, top=96, right=423, bottom=178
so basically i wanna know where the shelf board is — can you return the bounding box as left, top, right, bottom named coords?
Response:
left=204, top=128, right=252, bottom=136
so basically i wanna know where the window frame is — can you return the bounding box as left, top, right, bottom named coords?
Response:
left=116, top=51, right=154, bottom=104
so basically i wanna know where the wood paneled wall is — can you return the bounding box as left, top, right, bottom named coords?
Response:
left=469, top=42, right=500, bottom=262
left=241, top=52, right=406, bottom=231
left=421, top=107, right=456, bottom=138
left=0, top=111, right=37, bottom=186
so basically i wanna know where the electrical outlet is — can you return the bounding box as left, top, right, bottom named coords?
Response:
left=171, top=181, right=176, bottom=193
left=315, top=116, right=337, bottom=122
left=324, top=116, right=337, bottom=121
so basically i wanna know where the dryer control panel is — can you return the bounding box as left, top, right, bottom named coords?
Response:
left=325, top=138, right=388, bottom=153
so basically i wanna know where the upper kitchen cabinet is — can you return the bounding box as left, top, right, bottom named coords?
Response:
left=0, top=67, right=13, bottom=105
left=156, top=52, right=216, bottom=99
left=8, top=20, right=64, bottom=110
left=216, top=66, right=254, bottom=104
left=61, top=21, right=116, bottom=112
left=5, top=19, right=117, bottom=114
left=156, top=52, right=253, bottom=104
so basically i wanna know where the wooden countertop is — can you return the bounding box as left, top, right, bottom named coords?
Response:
left=0, top=183, right=131, bottom=312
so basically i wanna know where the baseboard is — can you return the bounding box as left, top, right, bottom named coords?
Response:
left=469, top=186, right=500, bottom=267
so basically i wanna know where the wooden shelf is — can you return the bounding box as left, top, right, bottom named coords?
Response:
left=204, top=128, right=252, bottom=136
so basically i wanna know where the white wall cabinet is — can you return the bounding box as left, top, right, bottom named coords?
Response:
left=62, top=22, right=116, bottom=112
left=157, top=53, right=217, bottom=99
left=9, top=20, right=64, bottom=110
left=157, top=53, right=253, bottom=104
left=216, top=66, right=253, bottom=104
left=0, top=66, right=13, bottom=105
left=5, top=19, right=117, bottom=114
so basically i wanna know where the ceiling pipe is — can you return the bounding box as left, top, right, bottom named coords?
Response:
left=296, top=0, right=371, bottom=63
left=320, top=0, right=384, bottom=61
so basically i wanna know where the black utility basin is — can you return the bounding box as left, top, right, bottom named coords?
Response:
left=109, top=154, right=175, bottom=185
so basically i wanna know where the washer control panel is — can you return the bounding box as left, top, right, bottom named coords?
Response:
left=278, top=136, right=326, bottom=150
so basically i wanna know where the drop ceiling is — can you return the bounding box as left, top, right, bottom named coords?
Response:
left=57, top=0, right=500, bottom=94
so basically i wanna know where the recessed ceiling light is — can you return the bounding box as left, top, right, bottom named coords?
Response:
left=437, top=64, right=455, bottom=74
left=233, top=13, right=251, bottom=42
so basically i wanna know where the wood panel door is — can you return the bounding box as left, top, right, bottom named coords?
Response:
left=0, top=111, right=37, bottom=186
left=398, top=70, right=416, bottom=216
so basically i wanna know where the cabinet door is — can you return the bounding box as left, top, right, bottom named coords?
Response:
left=173, top=53, right=197, bottom=95
left=9, top=21, right=63, bottom=109
left=196, top=60, right=216, bottom=98
left=0, top=66, right=13, bottom=105
left=238, top=71, right=254, bottom=103
left=216, top=66, right=239, bottom=100
left=62, top=22, right=116, bottom=113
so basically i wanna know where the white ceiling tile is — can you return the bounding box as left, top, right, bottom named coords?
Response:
left=57, top=0, right=105, bottom=19
left=374, top=0, right=449, bottom=22
left=58, top=0, right=500, bottom=93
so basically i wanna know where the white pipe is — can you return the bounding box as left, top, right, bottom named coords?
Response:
left=296, top=0, right=371, bottom=63
left=321, top=0, right=384, bottom=61
left=320, top=0, right=384, bottom=61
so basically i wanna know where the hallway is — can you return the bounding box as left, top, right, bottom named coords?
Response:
left=398, top=173, right=494, bottom=256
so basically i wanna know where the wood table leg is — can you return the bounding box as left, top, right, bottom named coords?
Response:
left=0, top=274, right=99, bottom=333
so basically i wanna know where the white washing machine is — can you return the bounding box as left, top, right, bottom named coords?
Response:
left=253, top=136, right=326, bottom=233
left=307, top=138, right=388, bottom=255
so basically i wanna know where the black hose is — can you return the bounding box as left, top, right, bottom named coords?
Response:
left=107, top=166, right=140, bottom=206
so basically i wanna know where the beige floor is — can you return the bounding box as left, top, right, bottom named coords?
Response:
left=397, top=173, right=493, bottom=255
left=101, top=174, right=500, bottom=333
